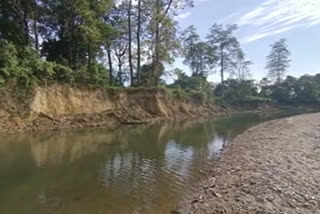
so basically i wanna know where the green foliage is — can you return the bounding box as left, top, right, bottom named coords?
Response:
left=139, top=63, right=165, bottom=87
left=167, top=68, right=215, bottom=103
left=85, top=63, right=109, bottom=86
left=266, top=39, right=291, bottom=84
left=206, top=24, right=240, bottom=76
left=263, top=75, right=320, bottom=105
left=214, top=79, right=259, bottom=105
left=0, top=40, right=35, bottom=86
left=52, top=64, right=75, bottom=84
left=0, top=40, right=109, bottom=87
left=1, top=0, right=315, bottom=110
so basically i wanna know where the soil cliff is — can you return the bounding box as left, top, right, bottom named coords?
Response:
left=0, top=85, right=225, bottom=134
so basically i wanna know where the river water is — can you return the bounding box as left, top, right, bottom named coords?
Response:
left=0, top=111, right=303, bottom=214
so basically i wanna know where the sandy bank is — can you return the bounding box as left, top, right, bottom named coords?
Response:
left=0, top=85, right=225, bottom=134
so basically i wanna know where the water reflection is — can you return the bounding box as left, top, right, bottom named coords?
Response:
left=0, top=111, right=303, bottom=214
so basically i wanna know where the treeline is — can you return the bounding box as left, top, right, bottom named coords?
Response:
left=260, top=74, right=320, bottom=105
left=0, top=0, right=318, bottom=106
left=0, top=0, right=250, bottom=89
left=0, top=0, right=195, bottom=87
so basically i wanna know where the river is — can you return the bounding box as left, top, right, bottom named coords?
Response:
left=0, top=111, right=304, bottom=214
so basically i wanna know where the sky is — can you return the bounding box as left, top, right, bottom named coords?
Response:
left=173, top=0, right=320, bottom=83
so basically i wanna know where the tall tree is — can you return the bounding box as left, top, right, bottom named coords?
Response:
left=181, top=25, right=200, bottom=74
left=190, top=42, right=215, bottom=77
left=233, top=50, right=253, bottom=82
left=110, top=5, right=129, bottom=86
left=206, top=24, right=240, bottom=96
left=181, top=25, right=215, bottom=77
left=127, top=0, right=134, bottom=86
left=40, top=0, right=113, bottom=70
left=104, top=3, right=127, bottom=85
left=136, top=0, right=142, bottom=84
left=147, top=0, right=193, bottom=86
left=266, top=38, right=291, bottom=84
left=31, top=0, right=39, bottom=51
left=0, top=0, right=37, bottom=46
left=114, top=42, right=128, bottom=86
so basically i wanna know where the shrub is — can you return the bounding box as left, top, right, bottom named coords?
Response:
left=75, top=63, right=109, bottom=86
left=0, top=40, right=110, bottom=87
left=52, top=63, right=75, bottom=84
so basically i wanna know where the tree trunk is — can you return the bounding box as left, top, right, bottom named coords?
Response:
left=74, top=40, right=78, bottom=71
left=107, top=48, right=113, bottom=85
left=151, top=0, right=161, bottom=87
left=87, top=44, right=92, bottom=71
left=220, top=45, right=225, bottom=97
left=128, top=0, right=134, bottom=86
left=23, top=6, right=29, bottom=46
left=153, top=22, right=160, bottom=87
left=118, top=57, right=123, bottom=86
left=277, top=53, right=281, bottom=85
left=32, top=1, right=39, bottom=51
left=33, top=20, right=39, bottom=51
left=136, top=0, right=142, bottom=85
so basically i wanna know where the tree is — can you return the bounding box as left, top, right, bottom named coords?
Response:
left=181, top=25, right=200, bottom=74
left=232, top=50, right=253, bottom=82
left=191, top=42, right=215, bottom=77
left=295, top=75, right=320, bottom=104
left=206, top=24, right=240, bottom=96
left=40, top=0, right=113, bottom=70
left=259, top=77, right=272, bottom=97
left=114, top=43, right=128, bottom=86
left=265, top=38, right=291, bottom=84
left=0, top=0, right=40, bottom=47
left=181, top=26, right=216, bottom=77
left=104, top=3, right=128, bottom=85
left=127, top=0, right=134, bottom=86
left=112, top=16, right=129, bottom=86
left=147, top=0, right=194, bottom=86
left=136, top=0, right=142, bottom=84
left=214, top=79, right=258, bottom=103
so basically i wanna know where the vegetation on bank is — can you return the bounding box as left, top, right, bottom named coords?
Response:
left=0, top=0, right=319, bottom=107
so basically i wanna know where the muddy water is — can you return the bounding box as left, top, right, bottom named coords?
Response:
left=0, top=111, right=302, bottom=214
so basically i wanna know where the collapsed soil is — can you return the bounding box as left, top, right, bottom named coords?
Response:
left=174, top=113, right=320, bottom=214
left=0, top=85, right=227, bottom=134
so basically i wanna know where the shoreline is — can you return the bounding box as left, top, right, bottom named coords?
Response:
left=0, top=111, right=228, bottom=136
left=1, top=84, right=317, bottom=136
left=0, top=85, right=229, bottom=136
left=174, top=113, right=320, bottom=214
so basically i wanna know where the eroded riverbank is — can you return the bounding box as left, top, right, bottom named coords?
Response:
left=0, top=85, right=226, bottom=135
left=175, top=113, right=320, bottom=214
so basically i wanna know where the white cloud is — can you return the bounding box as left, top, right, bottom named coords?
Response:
left=218, top=11, right=243, bottom=24
left=176, top=0, right=209, bottom=21
left=237, top=0, right=320, bottom=43
left=175, top=11, right=192, bottom=20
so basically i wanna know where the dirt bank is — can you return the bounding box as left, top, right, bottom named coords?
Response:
left=174, top=113, right=320, bottom=214
left=0, top=85, right=225, bottom=134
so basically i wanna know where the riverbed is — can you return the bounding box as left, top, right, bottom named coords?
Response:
left=176, top=113, right=320, bottom=214
left=0, top=111, right=306, bottom=214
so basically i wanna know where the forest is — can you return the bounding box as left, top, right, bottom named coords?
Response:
left=0, top=0, right=319, bottom=106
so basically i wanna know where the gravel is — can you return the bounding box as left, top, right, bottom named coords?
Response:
left=174, top=113, right=320, bottom=214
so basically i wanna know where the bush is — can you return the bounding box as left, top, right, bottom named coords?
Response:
left=75, top=63, right=109, bottom=86
left=0, top=41, right=34, bottom=86
left=52, top=63, right=75, bottom=84
left=0, top=40, right=110, bottom=87
left=214, top=79, right=259, bottom=104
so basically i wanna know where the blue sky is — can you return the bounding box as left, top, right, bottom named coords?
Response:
left=173, top=0, right=320, bottom=83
